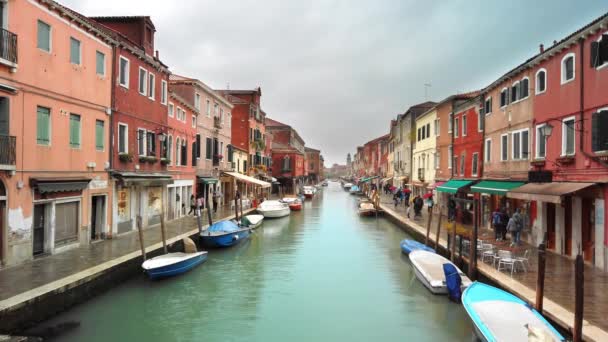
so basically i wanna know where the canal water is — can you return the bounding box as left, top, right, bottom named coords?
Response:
left=37, top=182, right=473, bottom=341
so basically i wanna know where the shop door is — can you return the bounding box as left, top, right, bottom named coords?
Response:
left=564, top=197, right=572, bottom=256
left=55, top=202, right=79, bottom=247
left=581, top=199, right=595, bottom=262
left=546, top=203, right=556, bottom=250
left=33, top=204, right=46, bottom=255
left=90, top=196, right=105, bottom=240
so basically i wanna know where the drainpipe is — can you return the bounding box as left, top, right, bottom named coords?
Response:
left=109, top=46, right=117, bottom=171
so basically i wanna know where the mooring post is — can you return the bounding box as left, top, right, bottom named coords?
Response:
left=234, top=193, right=239, bottom=221
left=458, top=235, right=463, bottom=265
left=435, top=206, right=443, bottom=249
left=196, top=201, right=203, bottom=235
left=160, top=212, right=167, bottom=254
left=240, top=193, right=244, bottom=219
left=205, top=195, right=213, bottom=226
left=573, top=252, right=584, bottom=342
left=425, top=207, right=433, bottom=246
left=469, top=199, right=478, bottom=280
left=535, top=240, right=546, bottom=313
left=450, top=220, right=457, bottom=262
left=136, top=215, right=146, bottom=261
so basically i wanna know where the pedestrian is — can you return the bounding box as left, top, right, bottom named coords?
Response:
left=188, top=194, right=196, bottom=215
left=426, top=195, right=434, bottom=213
left=393, top=193, right=399, bottom=208
left=413, top=195, right=423, bottom=218
left=406, top=202, right=411, bottom=219
left=448, top=198, right=456, bottom=222
left=212, top=189, right=219, bottom=213
left=491, top=207, right=503, bottom=241
left=403, top=188, right=410, bottom=207
left=510, top=208, right=523, bottom=246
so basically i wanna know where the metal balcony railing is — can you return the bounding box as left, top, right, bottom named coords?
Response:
left=0, top=135, right=16, bottom=169
left=0, top=28, right=17, bottom=65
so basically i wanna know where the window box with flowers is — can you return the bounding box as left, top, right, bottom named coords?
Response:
left=139, top=156, right=158, bottom=163
left=160, top=158, right=171, bottom=165
left=119, top=153, right=133, bottom=163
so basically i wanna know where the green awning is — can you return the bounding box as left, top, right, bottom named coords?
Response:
left=436, top=179, right=474, bottom=194
left=198, top=177, right=218, bottom=185
left=360, top=176, right=379, bottom=183
left=471, top=181, right=525, bottom=195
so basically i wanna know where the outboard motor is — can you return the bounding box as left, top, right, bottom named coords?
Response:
left=442, top=263, right=462, bottom=302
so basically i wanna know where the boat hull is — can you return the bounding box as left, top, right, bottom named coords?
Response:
left=289, top=203, right=302, bottom=211
left=358, top=209, right=376, bottom=216
left=409, top=250, right=471, bottom=295
left=259, top=207, right=291, bottom=218
left=143, top=252, right=207, bottom=280
left=304, top=193, right=313, bottom=199
left=200, top=229, right=251, bottom=248
left=400, top=239, right=435, bottom=254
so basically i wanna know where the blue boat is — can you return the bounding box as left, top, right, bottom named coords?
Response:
left=200, top=220, right=251, bottom=248
left=462, top=282, right=565, bottom=342
left=142, top=251, right=208, bottom=280
left=400, top=239, right=435, bottom=254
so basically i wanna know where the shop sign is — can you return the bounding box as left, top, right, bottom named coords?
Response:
left=89, top=180, right=108, bottom=190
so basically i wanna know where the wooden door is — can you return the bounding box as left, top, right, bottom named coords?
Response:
left=564, top=196, right=572, bottom=256
left=581, top=199, right=595, bottom=262
left=546, top=203, right=556, bottom=250
left=33, top=204, right=45, bottom=255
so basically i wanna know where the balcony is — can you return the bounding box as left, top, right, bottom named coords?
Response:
left=0, top=28, right=17, bottom=68
left=213, top=116, right=222, bottom=129
left=0, top=135, right=16, bottom=170
left=212, top=155, right=221, bottom=167
left=417, top=168, right=425, bottom=182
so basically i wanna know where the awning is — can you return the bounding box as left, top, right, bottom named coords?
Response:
left=471, top=181, right=525, bottom=195
left=381, top=177, right=392, bottom=183
left=436, top=179, right=474, bottom=194
left=197, top=177, right=218, bottom=185
left=222, top=172, right=271, bottom=188
left=30, top=178, right=91, bottom=194
left=429, top=181, right=446, bottom=189
left=360, top=176, right=380, bottom=183
left=507, top=182, right=596, bottom=204
left=111, top=172, right=173, bottom=186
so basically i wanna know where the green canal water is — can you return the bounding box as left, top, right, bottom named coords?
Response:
left=39, top=182, right=473, bottom=341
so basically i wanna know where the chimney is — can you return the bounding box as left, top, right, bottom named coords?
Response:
left=539, top=44, right=544, bottom=53
left=155, top=50, right=159, bottom=59
left=553, top=40, right=558, bottom=45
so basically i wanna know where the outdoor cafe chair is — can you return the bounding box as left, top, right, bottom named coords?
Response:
left=514, top=249, right=530, bottom=272
left=497, top=250, right=517, bottom=276
left=481, top=247, right=495, bottom=264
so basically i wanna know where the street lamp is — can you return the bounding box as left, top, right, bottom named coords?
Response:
left=540, top=123, right=554, bottom=138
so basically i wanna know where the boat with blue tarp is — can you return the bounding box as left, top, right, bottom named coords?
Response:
left=200, top=220, right=251, bottom=248
left=400, top=239, right=435, bottom=254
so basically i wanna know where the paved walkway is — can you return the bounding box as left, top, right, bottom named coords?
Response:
left=0, top=204, right=240, bottom=303
left=377, top=193, right=608, bottom=341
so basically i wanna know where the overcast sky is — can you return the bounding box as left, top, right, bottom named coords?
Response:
left=64, top=0, right=607, bottom=166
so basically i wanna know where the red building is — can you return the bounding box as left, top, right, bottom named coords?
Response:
left=90, top=16, right=172, bottom=232
left=452, top=96, right=484, bottom=180
left=305, top=147, right=322, bottom=183
left=266, top=118, right=306, bottom=193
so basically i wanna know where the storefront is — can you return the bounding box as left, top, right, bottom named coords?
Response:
left=470, top=181, right=526, bottom=230
left=167, top=179, right=194, bottom=220
left=436, top=179, right=475, bottom=224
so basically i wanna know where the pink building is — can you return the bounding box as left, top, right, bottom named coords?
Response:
left=0, top=1, right=114, bottom=266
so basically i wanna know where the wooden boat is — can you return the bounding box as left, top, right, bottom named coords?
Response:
left=288, top=199, right=302, bottom=211
left=400, top=239, right=435, bottom=254
left=409, top=250, right=472, bottom=294
left=240, top=214, right=264, bottom=229
left=462, top=282, right=565, bottom=342
left=142, top=251, right=207, bottom=279
left=349, top=185, right=360, bottom=195
left=358, top=202, right=376, bottom=216
left=281, top=197, right=299, bottom=204
left=257, top=200, right=291, bottom=218
left=303, top=186, right=315, bottom=199
left=200, top=220, right=251, bottom=248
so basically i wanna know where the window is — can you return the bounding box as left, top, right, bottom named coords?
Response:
left=161, top=80, right=167, bottom=105
left=448, top=113, right=453, bottom=133
left=592, top=109, right=608, bottom=152
left=535, top=69, right=547, bottom=94
left=206, top=100, right=211, bottom=117
left=500, top=88, right=508, bottom=108
left=536, top=124, right=547, bottom=158
left=562, top=117, right=575, bottom=155
left=96, top=51, right=105, bottom=76
left=36, top=106, right=51, bottom=145
left=196, top=134, right=201, bottom=159
left=472, top=153, right=478, bottom=176
left=227, top=113, right=231, bottom=128
left=511, top=81, right=520, bottom=103
left=460, top=155, right=465, bottom=176
left=448, top=146, right=453, bottom=169
left=591, top=34, right=608, bottom=69
left=205, top=137, right=212, bottom=159
left=561, top=53, right=575, bottom=84
left=118, top=123, right=128, bottom=153
left=478, top=110, right=483, bottom=132
left=69, top=114, right=81, bottom=148
left=119, top=56, right=129, bottom=88
left=220, top=108, right=224, bottom=124
left=146, top=132, right=156, bottom=156
left=434, top=119, right=439, bottom=136
left=37, top=20, right=51, bottom=52
left=182, top=139, right=187, bottom=166
left=462, top=115, right=467, bottom=136
left=175, top=137, right=181, bottom=166
left=417, top=127, right=421, bottom=141
left=168, top=103, right=174, bottom=117
left=501, top=134, right=508, bottom=161
left=192, top=115, right=196, bottom=128
left=520, top=78, right=529, bottom=99
left=138, top=129, right=146, bottom=156
left=167, top=135, right=173, bottom=164
left=512, top=129, right=529, bottom=160
left=434, top=152, right=439, bottom=169
left=453, top=155, right=458, bottom=173
left=426, top=123, right=430, bottom=139
left=148, top=73, right=155, bottom=99
left=283, top=156, right=291, bottom=170
left=214, top=103, right=219, bottom=117
left=69, top=37, right=81, bottom=65
left=485, top=138, right=491, bottom=162
left=138, top=67, right=147, bottom=95
left=195, top=93, right=201, bottom=111
left=95, top=120, right=104, bottom=151
left=484, top=97, right=492, bottom=115
left=454, top=117, right=459, bottom=137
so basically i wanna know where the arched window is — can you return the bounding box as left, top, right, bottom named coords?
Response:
left=561, top=53, right=575, bottom=84
left=175, top=137, right=181, bottom=166
left=535, top=68, right=547, bottom=94
left=167, top=135, right=173, bottom=164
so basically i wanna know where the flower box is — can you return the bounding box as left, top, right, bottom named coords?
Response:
left=160, top=158, right=170, bottom=165
left=530, top=159, right=546, bottom=167
left=556, top=156, right=575, bottom=165
left=118, top=153, right=133, bottom=162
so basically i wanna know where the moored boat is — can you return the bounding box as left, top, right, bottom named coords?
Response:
left=349, top=185, right=361, bottom=195
left=257, top=200, right=291, bottom=218
left=200, top=220, right=251, bottom=248
left=240, top=214, right=264, bottom=229
left=409, top=250, right=472, bottom=294
left=358, top=202, right=376, bottom=216
left=303, top=186, right=315, bottom=199
left=322, top=181, right=328, bottom=187
left=343, top=183, right=353, bottom=190
left=142, top=250, right=207, bottom=280
left=462, top=282, right=565, bottom=342
left=289, top=199, right=302, bottom=211
left=400, top=239, right=435, bottom=254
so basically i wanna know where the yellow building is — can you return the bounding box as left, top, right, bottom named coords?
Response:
left=411, top=107, right=438, bottom=196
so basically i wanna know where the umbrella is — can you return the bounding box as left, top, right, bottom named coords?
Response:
left=423, top=193, right=433, bottom=199
left=403, top=188, right=411, bottom=193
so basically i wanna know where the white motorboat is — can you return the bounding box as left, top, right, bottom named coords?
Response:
left=343, top=183, right=353, bottom=190
left=257, top=200, right=291, bottom=218
left=281, top=197, right=299, bottom=204
left=409, top=250, right=472, bottom=294
left=240, top=214, right=264, bottom=229
left=303, top=186, right=315, bottom=199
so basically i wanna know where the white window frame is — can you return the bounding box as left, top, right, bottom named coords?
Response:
left=176, top=106, right=184, bottom=122
left=69, top=37, right=81, bottom=65
left=561, top=53, right=576, bottom=85
left=535, top=124, right=547, bottom=159
left=137, top=128, right=147, bottom=156
left=227, top=112, right=232, bottom=128
left=535, top=68, right=547, bottom=95
left=206, top=99, right=211, bottom=117
left=138, top=67, right=148, bottom=95
left=460, top=155, right=465, bottom=176
left=454, top=117, right=459, bottom=137
left=478, top=110, right=483, bottom=132
left=160, top=80, right=167, bottom=105
left=168, top=102, right=174, bottom=118
left=119, top=56, right=129, bottom=89
left=484, top=97, right=492, bottom=115
left=168, top=134, right=173, bottom=165
left=448, top=113, right=453, bottom=133
left=520, top=77, right=530, bottom=100
left=95, top=50, right=106, bottom=77
left=435, top=119, right=440, bottom=136
left=471, top=153, right=479, bottom=177
left=511, top=128, right=530, bottom=160
left=595, top=34, right=608, bottom=70
left=485, top=138, right=491, bottom=163
left=501, top=133, right=508, bottom=161
left=500, top=88, right=508, bottom=109
left=511, top=80, right=520, bottom=103
left=434, top=152, right=440, bottom=170
left=448, top=145, right=453, bottom=169
left=462, top=115, right=467, bottom=136
left=192, top=115, right=196, bottom=128
left=195, top=93, right=201, bottom=111
left=37, top=20, right=52, bottom=53
left=561, top=116, right=576, bottom=156
left=118, top=123, right=128, bottom=154
left=175, top=137, right=181, bottom=166
left=148, top=72, right=155, bottom=100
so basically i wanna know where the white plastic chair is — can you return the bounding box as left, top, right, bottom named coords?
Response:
left=497, top=250, right=516, bottom=276
left=482, top=248, right=495, bottom=264
left=514, top=249, right=530, bottom=272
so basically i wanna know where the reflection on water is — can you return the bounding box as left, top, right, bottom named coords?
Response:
left=36, top=182, right=472, bottom=342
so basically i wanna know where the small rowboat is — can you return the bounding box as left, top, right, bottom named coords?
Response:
left=303, top=186, right=315, bottom=199
left=200, top=220, right=251, bottom=248
left=240, top=214, right=264, bottom=229
left=142, top=251, right=207, bottom=280
left=289, top=199, right=302, bottom=211
left=400, top=239, right=435, bottom=254
left=409, top=250, right=472, bottom=295
left=358, top=202, right=376, bottom=216
left=463, top=282, right=565, bottom=342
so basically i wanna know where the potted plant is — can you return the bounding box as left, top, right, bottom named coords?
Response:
left=147, top=156, right=158, bottom=163
left=160, top=158, right=171, bottom=165
left=119, top=153, right=133, bottom=162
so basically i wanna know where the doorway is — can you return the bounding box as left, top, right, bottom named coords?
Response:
left=33, top=204, right=46, bottom=256
left=90, top=195, right=106, bottom=240
left=581, top=198, right=595, bottom=262
left=546, top=203, right=556, bottom=250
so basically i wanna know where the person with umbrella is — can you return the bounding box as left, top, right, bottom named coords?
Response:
left=423, top=193, right=434, bottom=213
left=403, top=187, right=411, bottom=207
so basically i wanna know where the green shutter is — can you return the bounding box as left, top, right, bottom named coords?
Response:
left=95, top=120, right=104, bottom=150
left=36, top=107, right=50, bottom=145
left=70, top=114, right=80, bottom=147
left=37, top=21, right=50, bottom=52
left=96, top=51, right=105, bottom=75
left=70, top=38, right=80, bottom=65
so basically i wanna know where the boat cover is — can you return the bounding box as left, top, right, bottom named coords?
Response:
left=207, top=220, right=240, bottom=233
left=442, top=263, right=462, bottom=302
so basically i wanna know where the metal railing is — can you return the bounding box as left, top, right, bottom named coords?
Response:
left=0, top=28, right=17, bottom=64
left=0, top=135, right=16, bottom=167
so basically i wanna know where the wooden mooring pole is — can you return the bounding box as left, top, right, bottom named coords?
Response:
left=434, top=206, right=442, bottom=249
left=450, top=220, right=457, bottom=262
left=136, top=215, right=146, bottom=261
left=160, top=200, right=167, bottom=254
left=468, top=199, right=478, bottom=280
left=425, top=207, right=432, bottom=246
left=573, top=252, right=584, bottom=342
left=535, top=241, right=546, bottom=313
